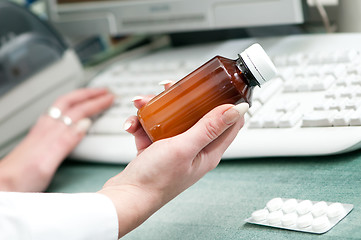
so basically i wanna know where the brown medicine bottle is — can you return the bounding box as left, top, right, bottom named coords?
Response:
left=137, top=43, right=277, bottom=142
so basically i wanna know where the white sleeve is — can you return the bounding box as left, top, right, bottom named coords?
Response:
left=0, top=192, right=118, bottom=240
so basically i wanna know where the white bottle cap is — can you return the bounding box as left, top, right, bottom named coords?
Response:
left=240, top=43, right=277, bottom=85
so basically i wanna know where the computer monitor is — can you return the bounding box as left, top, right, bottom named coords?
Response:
left=46, top=0, right=305, bottom=37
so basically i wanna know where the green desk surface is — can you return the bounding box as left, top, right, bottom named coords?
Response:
left=47, top=150, right=361, bottom=240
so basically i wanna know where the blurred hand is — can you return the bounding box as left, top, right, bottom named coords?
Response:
left=99, top=81, right=249, bottom=238
left=0, top=88, right=114, bottom=192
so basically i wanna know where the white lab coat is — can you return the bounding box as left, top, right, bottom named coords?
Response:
left=0, top=192, right=118, bottom=240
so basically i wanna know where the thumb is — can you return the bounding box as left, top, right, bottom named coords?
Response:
left=74, top=118, right=92, bottom=136
left=176, top=103, right=249, bottom=156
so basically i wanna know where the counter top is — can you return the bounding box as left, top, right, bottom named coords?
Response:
left=47, top=150, right=361, bottom=239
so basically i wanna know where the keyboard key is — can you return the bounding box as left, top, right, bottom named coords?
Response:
left=164, top=61, right=182, bottom=71
left=319, top=52, right=337, bottom=64
left=302, top=111, right=336, bottom=127
left=278, top=67, right=295, bottom=80
left=329, top=100, right=345, bottom=111
left=184, top=60, right=204, bottom=71
left=279, top=111, right=303, bottom=128
left=320, top=64, right=346, bottom=78
left=308, top=52, right=323, bottom=64
left=350, top=109, right=361, bottom=125
left=248, top=100, right=262, bottom=116
left=310, top=75, right=336, bottom=91
left=333, top=110, right=353, bottom=126
left=313, top=102, right=328, bottom=111
left=297, top=78, right=312, bottom=92
left=345, top=99, right=361, bottom=110
left=347, top=64, right=361, bottom=75
left=283, top=80, right=298, bottom=93
left=324, top=89, right=338, bottom=99
left=253, top=78, right=283, bottom=104
left=90, top=116, right=126, bottom=134
left=287, top=53, right=305, bottom=65
left=263, top=112, right=284, bottom=128
left=248, top=115, right=264, bottom=128
left=339, top=88, right=355, bottom=98
left=305, top=65, right=319, bottom=76
left=273, top=55, right=288, bottom=66
left=313, top=99, right=344, bottom=111
left=294, top=66, right=305, bottom=77
left=104, top=106, right=133, bottom=117
left=336, top=49, right=358, bottom=63
left=110, top=65, right=126, bottom=76
left=349, top=74, right=361, bottom=85
left=276, top=100, right=299, bottom=112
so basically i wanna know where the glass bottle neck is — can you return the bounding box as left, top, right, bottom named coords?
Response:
left=236, top=55, right=260, bottom=87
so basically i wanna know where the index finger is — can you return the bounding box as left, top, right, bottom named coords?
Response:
left=53, top=88, right=109, bottom=111
left=132, top=95, right=155, bottom=109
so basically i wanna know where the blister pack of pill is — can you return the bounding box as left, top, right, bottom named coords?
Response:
left=245, top=198, right=353, bottom=234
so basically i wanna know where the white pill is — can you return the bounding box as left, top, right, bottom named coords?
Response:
left=251, top=209, right=269, bottom=222
left=311, top=201, right=328, bottom=217
left=266, top=198, right=283, bottom=212
left=281, top=212, right=298, bottom=227
left=296, top=200, right=313, bottom=215
left=282, top=198, right=298, bottom=213
left=327, top=202, right=345, bottom=218
left=267, top=210, right=283, bottom=225
left=312, top=216, right=331, bottom=231
left=297, top=213, right=313, bottom=228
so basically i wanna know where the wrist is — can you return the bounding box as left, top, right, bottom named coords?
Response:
left=98, top=183, right=163, bottom=238
left=0, top=148, right=55, bottom=192
left=0, top=166, right=16, bottom=191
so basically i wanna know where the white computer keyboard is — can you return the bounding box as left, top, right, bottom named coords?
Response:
left=71, top=33, right=361, bottom=163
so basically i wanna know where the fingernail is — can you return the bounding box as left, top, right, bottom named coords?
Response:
left=131, top=96, right=144, bottom=102
left=103, top=87, right=112, bottom=93
left=123, top=120, right=132, bottom=131
left=102, top=87, right=115, bottom=96
left=221, top=103, right=249, bottom=125
left=75, top=118, right=92, bottom=133
left=232, top=102, right=250, bottom=116
left=158, top=80, right=173, bottom=86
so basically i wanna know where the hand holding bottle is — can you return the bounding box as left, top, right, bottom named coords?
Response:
left=99, top=91, right=249, bottom=238
left=99, top=43, right=276, bottom=238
